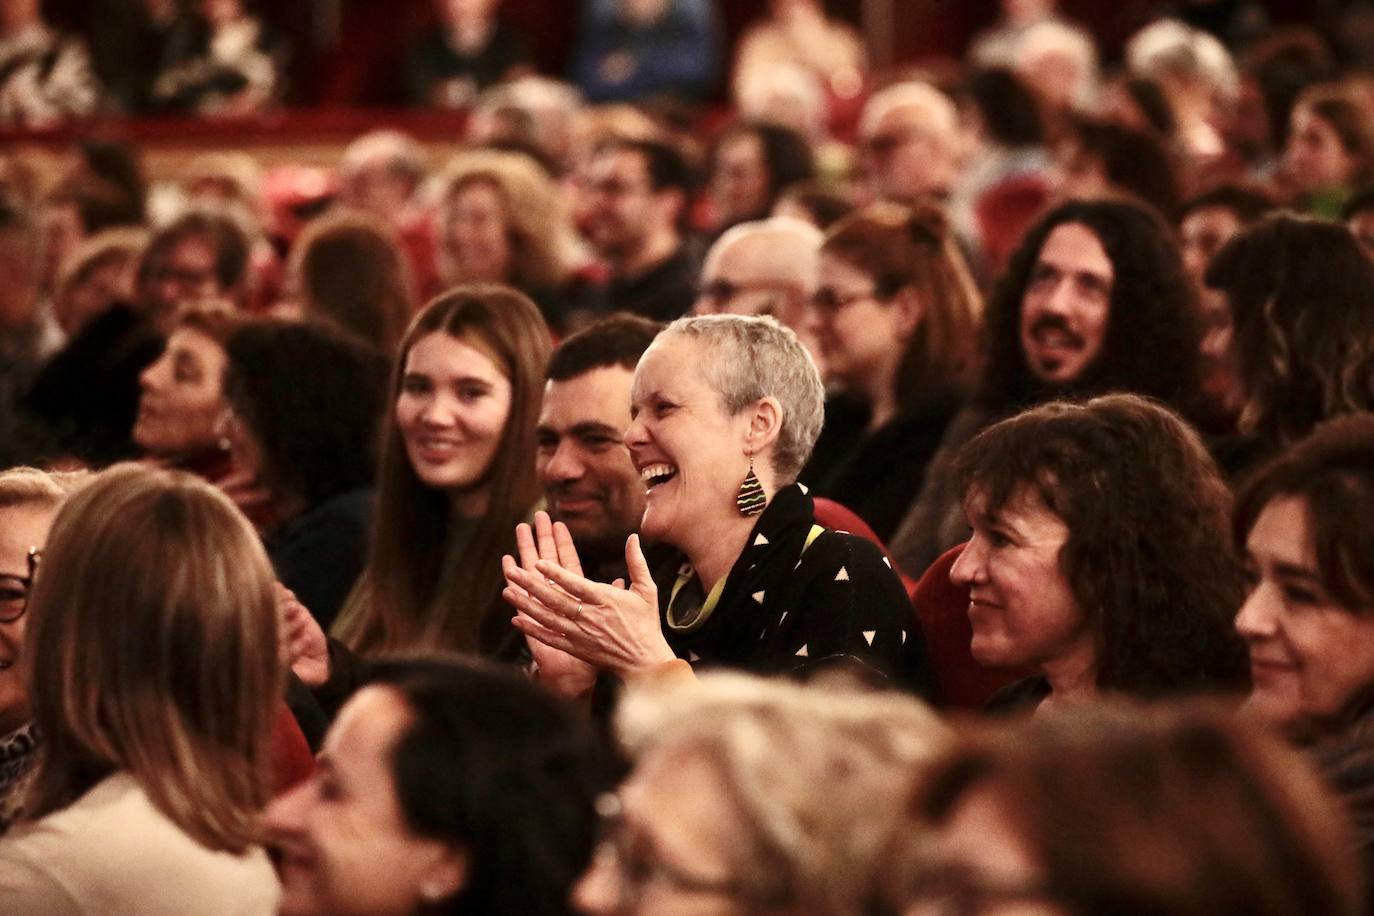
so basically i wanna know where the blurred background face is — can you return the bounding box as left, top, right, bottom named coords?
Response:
left=1236, top=495, right=1374, bottom=733
left=266, top=686, right=464, bottom=916
left=1285, top=107, right=1359, bottom=193
left=133, top=327, right=230, bottom=457
left=573, top=748, right=760, bottom=916
left=710, top=133, right=769, bottom=227
left=581, top=149, right=660, bottom=261
left=807, top=253, right=910, bottom=393
left=55, top=253, right=137, bottom=336
left=146, top=235, right=222, bottom=315
left=910, top=783, right=1061, bottom=916
left=445, top=180, right=513, bottom=284
left=0, top=501, right=54, bottom=734
left=862, top=105, right=954, bottom=203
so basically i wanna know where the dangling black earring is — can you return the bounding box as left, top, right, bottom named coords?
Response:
left=737, top=457, right=765, bottom=516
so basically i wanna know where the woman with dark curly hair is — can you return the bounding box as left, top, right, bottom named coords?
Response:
left=1205, top=213, right=1374, bottom=458
left=221, top=319, right=391, bottom=630
left=950, top=393, right=1249, bottom=710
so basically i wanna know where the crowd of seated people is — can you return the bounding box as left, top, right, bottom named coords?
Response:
left=8, top=2, right=1374, bottom=913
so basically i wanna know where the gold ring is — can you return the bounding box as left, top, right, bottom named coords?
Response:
left=571, top=601, right=584, bottom=621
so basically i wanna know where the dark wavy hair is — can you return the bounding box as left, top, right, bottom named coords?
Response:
left=980, top=199, right=1203, bottom=417
left=953, top=394, right=1249, bottom=697
left=222, top=319, right=390, bottom=509
left=1205, top=214, right=1374, bottom=450
left=367, top=656, right=611, bottom=916
left=1235, top=412, right=1374, bottom=614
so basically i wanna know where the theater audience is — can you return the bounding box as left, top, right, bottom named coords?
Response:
left=1282, top=81, right=1374, bottom=217
left=1205, top=213, right=1374, bottom=458
left=268, top=656, right=609, bottom=916
left=693, top=216, right=822, bottom=363
left=889, top=198, right=1205, bottom=578
left=402, top=0, right=531, bottom=109
left=576, top=137, right=699, bottom=324
left=858, top=81, right=963, bottom=207
left=1052, top=116, right=1180, bottom=216
left=503, top=314, right=934, bottom=695
left=805, top=203, right=979, bottom=543
left=1235, top=414, right=1374, bottom=879
left=221, top=319, right=390, bottom=630
left=48, top=227, right=147, bottom=339
left=891, top=702, right=1361, bottom=916
left=0, top=464, right=282, bottom=912
left=571, top=0, right=721, bottom=104
left=951, top=394, right=1248, bottom=710
left=148, top=0, right=286, bottom=116
left=329, top=286, right=550, bottom=663
left=1176, top=185, right=1276, bottom=426
left=732, top=0, right=866, bottom=112
left=287, top=210, right=414, bottom=353
left=0, top=467, right=83, bottom=834
left=536, top=315, right=661, bottom=584
left=437, top=149, right=583, bottom=330
left=705, top=120, right=815, bottom=234
left=133, top=304, right=243, bottom=481
left=0, top=0, right=100, bottom=128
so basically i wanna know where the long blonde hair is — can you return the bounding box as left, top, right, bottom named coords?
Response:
left=23, top=464, right=281, bottom=853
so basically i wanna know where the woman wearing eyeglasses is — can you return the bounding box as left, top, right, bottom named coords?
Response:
left=0, top=467, right=84, bottom=834
left=573, top=672, right=948, bottom=915
left=802, top=203, right=981, bottom=542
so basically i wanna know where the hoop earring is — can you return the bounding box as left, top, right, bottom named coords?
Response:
left=736, top=457, right=765, bottom=516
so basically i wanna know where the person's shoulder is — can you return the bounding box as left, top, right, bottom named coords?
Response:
left=1, top=774, right=279, bottom=913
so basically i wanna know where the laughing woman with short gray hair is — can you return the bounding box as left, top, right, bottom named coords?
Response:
left=503, top=314, right=934, bottom=697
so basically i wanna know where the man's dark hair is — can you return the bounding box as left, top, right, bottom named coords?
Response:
left=980, top=198, right=1203, bottom=416
left=1341, top=184, right=1374, bottom=221
left=1119, top=76, right=1176, bottom=139
left=367, top=656, right=611, bottom=915
left=954, top=394, right=1249, bottom=697
left=139, top=208, right=251, bottom=293
left=965, top=68, right=1044, bottom=148
left=546, top=313, right=663, bottom=382
left=1070, top=117, right=1180, bottom=216
left=223, top=319, right=390, bottom=507
left=599, top=137, right=695, bottom=195
left=1178, top=184, right=1277, bottom=225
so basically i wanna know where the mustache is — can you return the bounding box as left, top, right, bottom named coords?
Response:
left=1029, top=314, right=1085, bottom=347
left=546, top=482, right=604, bottom=501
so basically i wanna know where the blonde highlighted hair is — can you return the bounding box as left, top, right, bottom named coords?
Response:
left=22, top=464, right=282, bottom=853
left=617, top=672, right=949, bottom=916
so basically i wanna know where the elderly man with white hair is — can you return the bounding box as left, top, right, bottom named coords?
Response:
left=858, top=81, right=964, bottom=207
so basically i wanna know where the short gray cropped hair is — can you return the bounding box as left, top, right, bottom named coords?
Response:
left=657, top=314, right=825, bottom=482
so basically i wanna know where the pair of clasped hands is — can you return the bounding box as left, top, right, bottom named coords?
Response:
left=501, top=512, right=678, bottom=698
